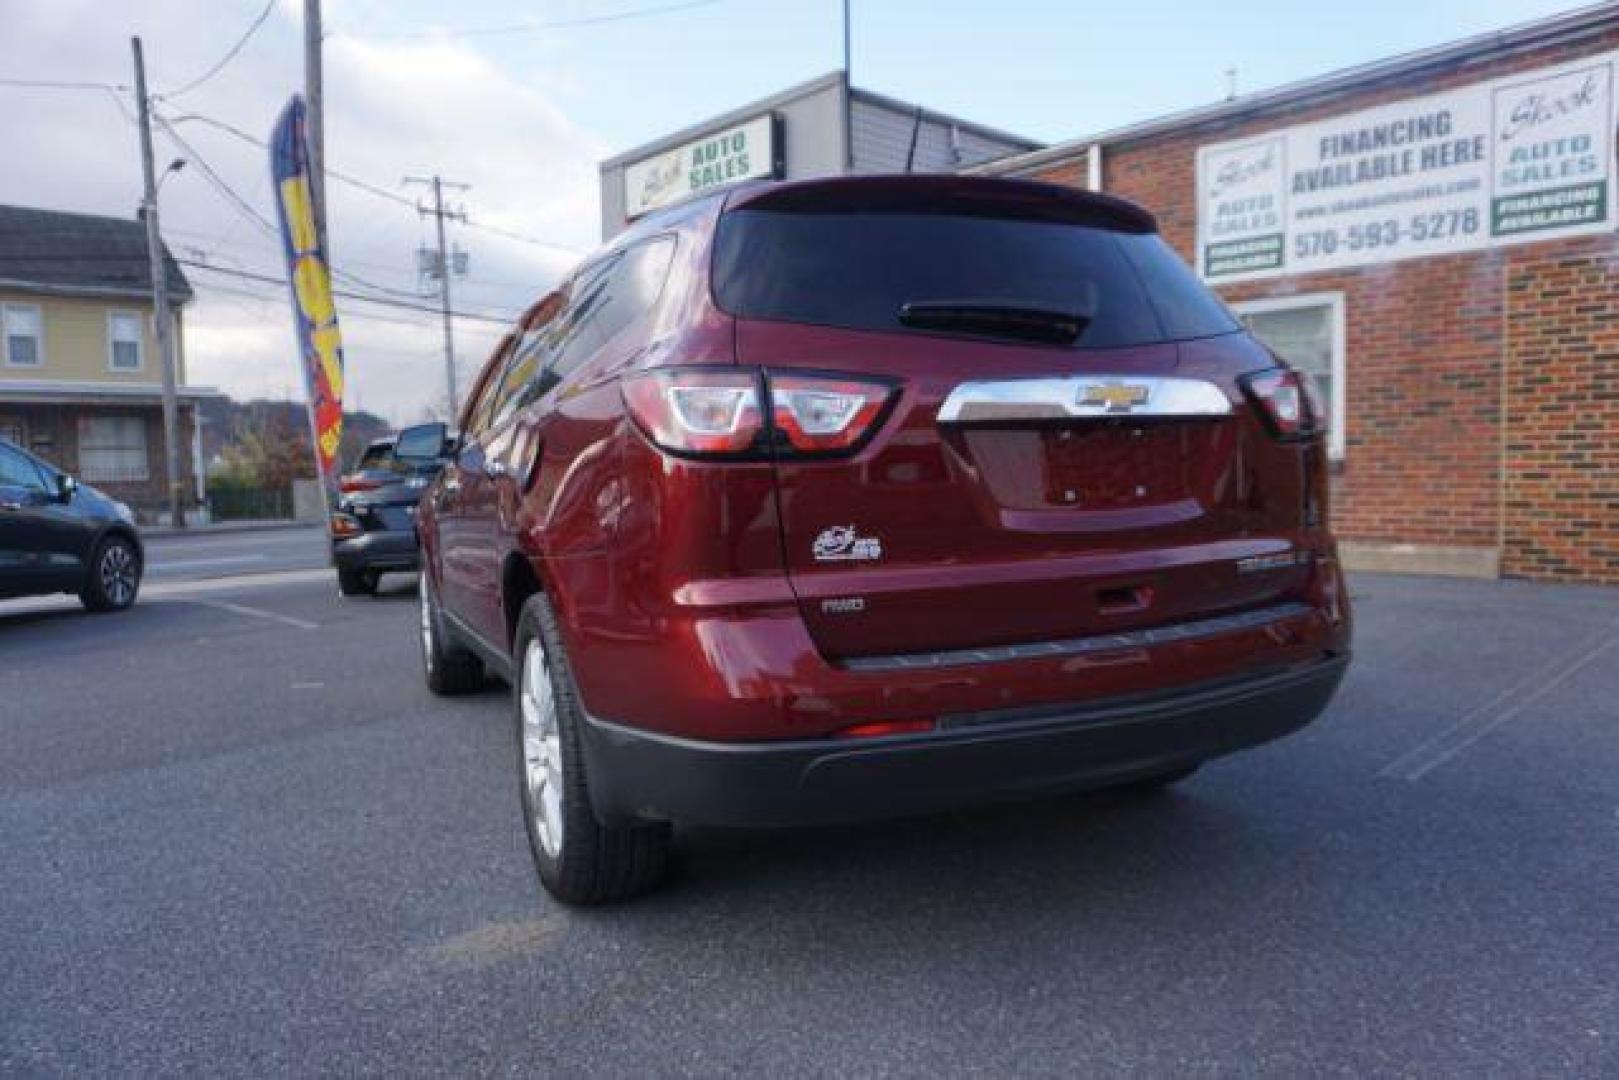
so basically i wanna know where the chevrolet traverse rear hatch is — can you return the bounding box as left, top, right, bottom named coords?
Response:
left=714, top=178, right=1319, bottom=663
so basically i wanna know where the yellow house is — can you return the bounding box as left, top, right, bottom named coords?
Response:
left=0, top=204, right=218, bottom=519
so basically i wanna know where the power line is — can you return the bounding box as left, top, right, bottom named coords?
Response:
left=340, top=0, right=723, bottom=40
left=192, top=277, right=508, bottom=333
left=156, top=107, right=587, bottom=255
left=155, top=116, right=281, bottom=239
left=153, top=116, right=464, bottom=304
left=176, top=258, right=518, bottom=324
left=0, top=77, right=129, bottom=91
left=161, top=0, right=278, bottom=99
left=462, top=215, right=585, bottom=255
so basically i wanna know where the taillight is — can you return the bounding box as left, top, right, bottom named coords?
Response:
left=1242, top=368, right=1320, bottom=441
left=622, top=368, right=766, bottom=457
left=329, top=511, right=364, bottom=539
left=339, top=475, right=381, bottom=492
left=769, top=374, right=893, bottom=454
left=622, top=368, right=894, bottom=459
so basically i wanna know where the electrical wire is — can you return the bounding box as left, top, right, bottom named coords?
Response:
left=176, top=259, right=518, bottom=324
left=194, top=278, right=509, bottom=333
left=160, top=0, right=278, bottom=99
left=154, top=117, right=481, bottom=303
left=339, top=0, right=723, bottom=41
left=156, top=108, right=587, bottom=255
left=154, top=116, right=281, bottom=239
left=0, top=77, right=129, bottom=91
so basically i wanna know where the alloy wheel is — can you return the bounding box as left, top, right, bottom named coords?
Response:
left=101, top=543, right=137, bottom=607
left=419, top=574, right=436, bottom=673
left=520, top=636, right=565, bottom=858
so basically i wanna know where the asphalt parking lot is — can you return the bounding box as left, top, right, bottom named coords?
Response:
left=1, top=555, right=1616, bottom=1075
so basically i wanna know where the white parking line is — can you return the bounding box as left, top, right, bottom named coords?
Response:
left=190, top=599, right=320, bottom=631
left=142, top=568, right=334, bottom=598
left=148, top=555, right=267, bottom=572
left=1381, top=621, right=1619, bottom=781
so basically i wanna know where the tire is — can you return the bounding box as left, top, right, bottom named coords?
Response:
left=419, top=571, right=483, bottom=695
left=336, top=568, right=377, bottom=597
left=514, top=593, right=670, bottom=906
left=79, top=535, right=141, bottom=612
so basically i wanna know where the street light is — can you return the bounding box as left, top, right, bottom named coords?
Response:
left=156, top=158, right=186, bottom=194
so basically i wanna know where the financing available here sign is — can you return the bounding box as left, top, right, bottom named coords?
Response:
left=624, top=114, right=780, bottom=218
left=1196, top=52, right=1619, bottom=282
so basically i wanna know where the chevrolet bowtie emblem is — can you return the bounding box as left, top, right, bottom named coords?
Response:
left=1078, top=382, right=1152, bottom=413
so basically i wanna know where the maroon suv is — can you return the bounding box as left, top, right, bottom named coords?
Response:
left=416, top=175, right=1351, bottom=905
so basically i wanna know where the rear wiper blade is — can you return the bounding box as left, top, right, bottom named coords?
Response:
left=897, top=299, right=1090, bottom=345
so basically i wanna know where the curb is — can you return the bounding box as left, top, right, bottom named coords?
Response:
left=142, top=520, right=323, bottom=539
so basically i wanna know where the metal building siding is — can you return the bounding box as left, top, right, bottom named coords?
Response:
left=849, top=100, right=1026, bottom=174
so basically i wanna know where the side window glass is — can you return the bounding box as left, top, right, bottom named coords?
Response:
left=486, top=288, right=573, bottom=431
left=464, top=334, right=520, bottom=439
left=552, top=237, right=676, bottom=381
left=0, top=445, right=47, bottom=492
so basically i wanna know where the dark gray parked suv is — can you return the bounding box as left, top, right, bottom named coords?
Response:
left=330, top=422, right=455, bottom=596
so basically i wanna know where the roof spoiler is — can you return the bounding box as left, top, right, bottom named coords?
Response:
left=723, top=174, right=1157, bottom=234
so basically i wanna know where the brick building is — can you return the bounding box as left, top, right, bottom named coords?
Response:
left=972, top=7, right=1619, bottom=584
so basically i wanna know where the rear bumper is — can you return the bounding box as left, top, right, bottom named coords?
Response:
left=332, top=529, right=419, bottom=572
left=580, top=652, right=1348, bottom=828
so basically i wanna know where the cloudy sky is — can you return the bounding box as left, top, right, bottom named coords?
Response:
left=1, top=0, right=1579, bottom=424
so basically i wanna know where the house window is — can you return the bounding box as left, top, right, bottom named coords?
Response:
left=109, top=311, right=145, bottom=372
left=1232, top=292, right=1346, bottom=460
left=3, top=304, right=43, bottom=367
left=77, top=415, right=150, bottom=483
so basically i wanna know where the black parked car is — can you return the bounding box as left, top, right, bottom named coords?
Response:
left=0, top=438, right=143, bottom=612
left=331, top=422, right=455, bottom=596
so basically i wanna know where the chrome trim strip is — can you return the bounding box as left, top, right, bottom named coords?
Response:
left=937, top=375, right=1232, bottom=423
left=840, top=602, right=1313, bottom=672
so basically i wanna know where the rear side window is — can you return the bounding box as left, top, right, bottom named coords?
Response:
left=551, top=236, right=677, bottom=378
left=476, top=236, right=679, bottom=436
left=712, top=209, right=1238, bottom=348
left=355, top=443, right=393, bottom=469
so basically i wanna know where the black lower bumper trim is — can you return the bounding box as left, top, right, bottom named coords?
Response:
left=332, top=530, right=419, bottom=572
left=580, top=654, right=1349, bottom=828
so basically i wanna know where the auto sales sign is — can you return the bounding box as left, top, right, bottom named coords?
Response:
left=624, top=114, right=782, bottom=219
left=1196, top=52, right=1619, bottom=281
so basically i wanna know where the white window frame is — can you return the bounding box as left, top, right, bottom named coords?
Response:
left=107, top=310, right=146, bottom=373
left=1231, top=291, right=1347, bottom=461
left=77, top=414, right=150, bottom=484
left=2, top=302, right=44, bottom=369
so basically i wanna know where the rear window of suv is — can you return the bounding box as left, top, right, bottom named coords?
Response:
left=712, top=209, right=1239, bottom=348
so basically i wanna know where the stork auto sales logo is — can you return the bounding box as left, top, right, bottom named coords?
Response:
left=1209, top=143, right=1278, bottom=199
left=633, top=156, right=685, bottom=216
left=1498, top=71, right=1602, bottom=142
left=812, top=525, right=882, bottom=563
left=1491, top=62, right=1614, bottom=237
left=1200, top=135, right=1286, bottom=277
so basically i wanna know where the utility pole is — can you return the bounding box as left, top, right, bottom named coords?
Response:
left=131, top=37, right=185, bottom=529
left=404, top=175, right=469, bottom=419
left=304, top=0, right=328, bottom=258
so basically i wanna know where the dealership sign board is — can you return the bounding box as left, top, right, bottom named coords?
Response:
left=1196, top=53, right=1619, bottom=281
left=624, top=114, right=782, bottom=219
